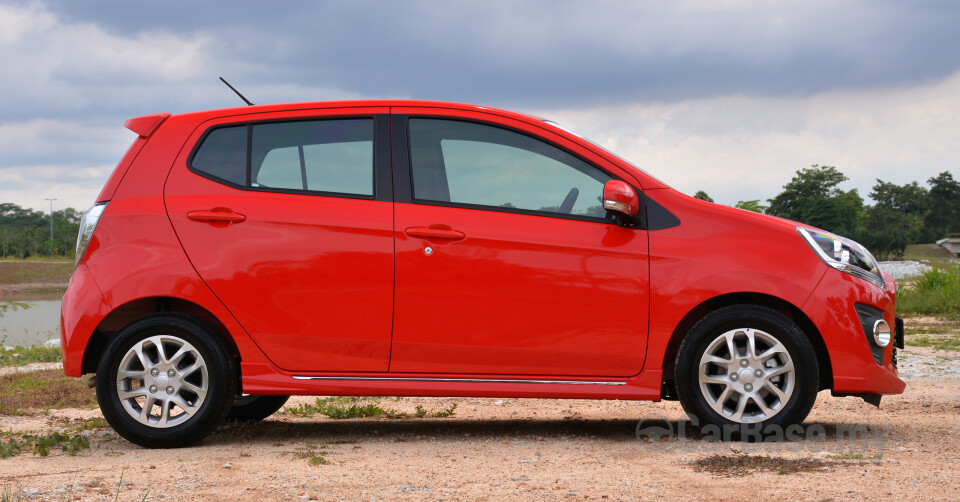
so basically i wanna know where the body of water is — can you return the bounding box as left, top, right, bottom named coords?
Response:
left=1, top=295, right=62, bottom=348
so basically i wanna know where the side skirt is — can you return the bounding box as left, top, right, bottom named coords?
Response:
left=240, top=362, right=662, bottom=401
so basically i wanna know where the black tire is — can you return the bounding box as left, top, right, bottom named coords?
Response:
left=95, top=313, right=236, bottom=448
left=226, top=395, right=290, bottom=421
left=674, top=305, right=818, bottom=431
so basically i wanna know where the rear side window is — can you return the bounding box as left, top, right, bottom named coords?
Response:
left=189, top=118, right=374, bottom=197
left=252, top=119, right=373, bottom=196
left=191, top=126, right=247, bottom=186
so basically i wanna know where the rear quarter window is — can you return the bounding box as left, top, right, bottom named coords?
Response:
left=190, top=125, right=247, bottom=186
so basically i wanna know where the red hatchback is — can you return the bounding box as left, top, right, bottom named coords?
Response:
left=61, top=100, right=905, bottom=448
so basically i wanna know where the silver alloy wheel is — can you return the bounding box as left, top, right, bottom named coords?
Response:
left=115, top=335, right=209, bottom=428
left=697, top=328, right=795, bottom=424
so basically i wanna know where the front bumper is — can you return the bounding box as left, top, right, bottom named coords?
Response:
left=801, top=269, right=906, bottom=396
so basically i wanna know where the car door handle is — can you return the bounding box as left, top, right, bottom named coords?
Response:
left=405, top=226, right=466, bottom=241
left=187, top=210, right=247, bottom=224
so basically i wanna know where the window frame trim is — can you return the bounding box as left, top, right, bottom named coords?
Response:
left=398, top=114, right=639, bottom=226
left=186, top=114, right=390, bottom=202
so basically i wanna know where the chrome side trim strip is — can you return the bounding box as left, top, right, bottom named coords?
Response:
left=290, top=376, right=626, bottom=386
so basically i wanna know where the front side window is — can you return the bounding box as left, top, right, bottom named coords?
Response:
left=408, top=118, right=611, bottom=218
left=190, top=118, right=375, bottom=197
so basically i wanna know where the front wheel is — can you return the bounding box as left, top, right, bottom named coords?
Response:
left=95, top=314, right=235, bottom=448
left=674, top=305, right=819, bottom=430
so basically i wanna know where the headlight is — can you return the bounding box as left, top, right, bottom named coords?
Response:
left=76, top=202, right=107, bottom=267
left=798, top=227, right=886, bottom=290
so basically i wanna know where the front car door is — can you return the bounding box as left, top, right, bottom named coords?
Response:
left=165, top=108, right=394, bottom=372
left=390, top=110, right=650, bottom=377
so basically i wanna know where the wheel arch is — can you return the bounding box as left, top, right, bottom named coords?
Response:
left=82, top=296, right=240, bottom=375
left=660, top=292, right=833, bottom=397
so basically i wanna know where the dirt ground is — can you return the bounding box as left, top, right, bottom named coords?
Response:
left=1, top=345, right=958, bottom=501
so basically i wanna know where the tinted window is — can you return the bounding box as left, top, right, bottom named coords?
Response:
left=409, top=119, right=611, bottom=217
left=251, top=119, right=374, bottom=196
left=191, top=126, right=247, bottom=186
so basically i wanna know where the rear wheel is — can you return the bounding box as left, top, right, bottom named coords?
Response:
left=227, top=395, right=290, bottom=421
left=95, top=314, right=235, bottom=448
left=675, top=305, right=818, bottom=430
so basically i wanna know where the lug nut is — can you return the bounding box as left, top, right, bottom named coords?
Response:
left=166, top=387, right=175, bottom=395
left=744, top=383, right=753, bottom=392
left=151, top=369, right=160, bottom=377
left=149, top=385, right=158, bottom=393
left=167, top=369, right=176, bottom=377
left=754, top=369, right=763, bottom=378
left=730, top=373, right=739, bottom=381
left=740, top=360, right=749, bottom=367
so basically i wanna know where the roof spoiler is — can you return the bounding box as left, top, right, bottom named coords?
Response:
left=124, top=112, right=171, bottom=137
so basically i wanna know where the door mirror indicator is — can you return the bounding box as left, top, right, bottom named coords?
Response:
left=602, top=180, right=640, bottom=220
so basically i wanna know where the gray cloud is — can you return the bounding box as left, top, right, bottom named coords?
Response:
left=27, top=0, right=960, bottom=109
left=1, top=0, right=959, bottom=212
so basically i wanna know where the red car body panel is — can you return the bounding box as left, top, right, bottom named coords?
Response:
left=391, top=201, right=649, bottom=377
left=61, top=99, right=903, bottom=405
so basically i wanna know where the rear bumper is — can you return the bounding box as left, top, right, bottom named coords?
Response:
left=60, top=264, right=111, bottom=377
left=802, top=269, right=906, bottom=396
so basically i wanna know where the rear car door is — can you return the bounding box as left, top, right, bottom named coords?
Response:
left=164, top=108, right=394, bottom=372
left=389, top=110, right=650, bottom=377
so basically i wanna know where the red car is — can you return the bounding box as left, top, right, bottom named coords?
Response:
left=61, top=100, right=905, bottom=448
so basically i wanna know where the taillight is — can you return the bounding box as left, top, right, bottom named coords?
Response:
left=76, top=202, right=108, bottom=267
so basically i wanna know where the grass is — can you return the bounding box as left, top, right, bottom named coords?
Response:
left=290, top=444, right=331, bottom=466
left=0, top=260, right=73, bottom=286
left=1, top=485, right=17, bottom=502
left=284, top=396, right=458, bottom=419
left=0, top=431, right=90, bottom=459
left=0, top=369, right=97, bottom=414
left=904, top=244, right=957, bottom=260
left=692, top=453, right=831, bottom=476
left=906, top=334, right=960, bottom=352
left=0, top=302, right=30, bottom=317
left=904, top=322, right=958, bottom=335
left=896, top=263, right=960, bottom=318
left=827, top=452, right=862, bottom=460
left=0, top=345, right=62, bottom=366
left=285, top=396, right=390, bottom=419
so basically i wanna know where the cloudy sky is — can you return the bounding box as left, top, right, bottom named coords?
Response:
left=1, top=0, right=958, bottom=212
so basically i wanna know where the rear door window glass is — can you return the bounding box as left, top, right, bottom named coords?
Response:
left=251, top=119, right=374, bottom=196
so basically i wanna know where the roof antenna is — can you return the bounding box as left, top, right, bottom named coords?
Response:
left=219, top=76, right=254, bottom=106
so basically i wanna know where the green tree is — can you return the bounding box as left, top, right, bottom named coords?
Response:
left=734, top=200, right=767, bottom=213
left=923, top=171, right=960, bottom=240
left=693, top=190, right=714, bottom=202
left=862, top=180, right=928, bottom=259
left=0, top=203, right=81, bottom=258
left=767, top=165, right=863, bottom=236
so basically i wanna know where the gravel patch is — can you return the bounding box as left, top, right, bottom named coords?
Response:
left=0, top=361, right=62, bottom=377
left=898, top=346, right=960, bottom=379
left=879, top=260, right=932, bottom=279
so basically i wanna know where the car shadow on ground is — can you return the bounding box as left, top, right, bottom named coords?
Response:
left=209, top=417, right=641, bottom=445
left=205, top=416, right=894, bottom=450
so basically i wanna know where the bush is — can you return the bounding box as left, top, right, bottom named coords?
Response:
left=897, top=264, right=960, bottom=317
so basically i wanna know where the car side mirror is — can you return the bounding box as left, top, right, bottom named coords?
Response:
left=602, top=180, right=640, bottom=225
